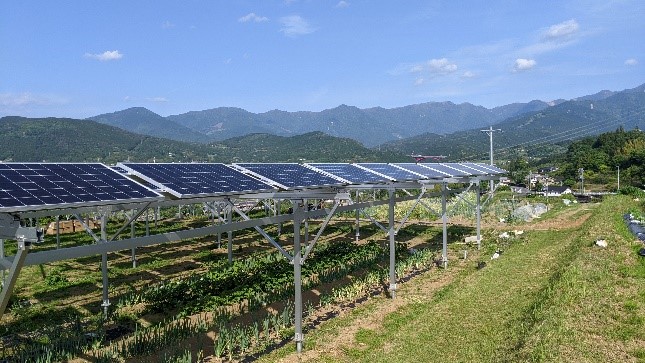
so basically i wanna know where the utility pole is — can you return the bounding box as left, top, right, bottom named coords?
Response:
left=481, top=126, right=502, bottom=193
left=617, top=165, right=620, bottom=192
left=578, top=168, right=584, bottom=194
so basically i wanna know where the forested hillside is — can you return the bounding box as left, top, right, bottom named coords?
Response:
left=556, top=127, right=644, bottom=188
left=0, top=117, right=404, bottom=164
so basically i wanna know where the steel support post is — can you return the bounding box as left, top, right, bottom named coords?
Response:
left=388, top=189, right=397, bottom=298
left=292, top=200, right=304, bottom=352
left=227, top=205, right=233, bottom=263
left=304, top=199, right=309, bottom=245
left=216, top=204, right=222, bottom=249
left=55, top=215, right=60, bottom=249
left=131, top=209, right=137, bottom=268
left=0, top=240, right=30, bottom=321
left=476, top=182, right=482, bottom=250
left=100, top=213, right=110, bottom=318
left=441, top=183, right=448, bottom=268
left=145, top=209, right=150, bottom=236
left=355, top=191, right=360, bottom=242
left=0, top=239, right=4, bottom=282
left=276, top=199, right=282, bottom=236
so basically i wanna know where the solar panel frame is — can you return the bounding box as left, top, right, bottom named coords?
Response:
left=234, top=163, right=346, bottom=190
left=0, top=163, right=163, bottom=213
left=306, top=163, right=390, bottom=184
left=118, top=163, right=277, bottom=198
left=355, top=163, right=424, bottom=182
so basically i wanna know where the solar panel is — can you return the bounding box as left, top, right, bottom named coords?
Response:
left=307, top=163, right=389, bottom=184
left=392, top=163, right=449, bottom=179
left=0, top=163, right=162, bottom=212
left=234, top=163, right=344, bottom=189
left=110, top=166, right=129, bottom=174
left=457, top=163, right=492, bottom=175
left=472, top=163, right=507, bottom=175
left=421, top=163, right=472, bottom=177
left=356, top=163, right=423, bottom=182
left=118, top=163, right=276, bottom=198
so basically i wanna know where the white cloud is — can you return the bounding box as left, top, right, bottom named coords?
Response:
left=84, top=50, right=123, bottom=61
left=514, top=58, right=536, bottom=72
left=414, top=78, right=425, bottom=86
left=336, top=1, right=350, bottom=8
left=239, top=13, right=269, bottom=23
left=461, top=71, right=476, bottom=78
left=162, top=20, right=175, bottom=29
left=409, top=64, right=424, bottom=73
left=428, top=58, right=458, bottom=74
left=279, top=15, right=315, bottom=36
left=625, top=58, right=638, bottom=66
left=543, top=19, right=579, bottom=40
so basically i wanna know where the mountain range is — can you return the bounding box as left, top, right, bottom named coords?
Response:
left=89, top=97, right=563, bottom=147
left=1, top=83, right=642, bottom=164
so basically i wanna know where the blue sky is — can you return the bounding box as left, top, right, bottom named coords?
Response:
left=1, top=0, right=643, bottom=119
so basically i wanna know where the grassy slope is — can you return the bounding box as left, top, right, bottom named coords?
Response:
left=263, top=196, right=644, bottom=362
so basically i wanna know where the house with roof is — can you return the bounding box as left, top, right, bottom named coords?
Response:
left=543, top=186, right=572, bottom=197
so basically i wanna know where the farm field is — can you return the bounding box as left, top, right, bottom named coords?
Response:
left=262, top=195, right=645, bottom=363
left=0, top=194, right=643, bottom=362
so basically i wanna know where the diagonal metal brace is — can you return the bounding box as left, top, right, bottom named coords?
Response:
left=301, top=200, right=341, bottom=262
left=108, top=203, right=152, bottom=242
left=394, top=188, right=427, bottom=234
left=229, top=202, right=293, bottom=261
left=73, top=213, right=102, bottom=243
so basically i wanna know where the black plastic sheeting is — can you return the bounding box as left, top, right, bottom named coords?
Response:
left=624, top=213, right=645, bottom=243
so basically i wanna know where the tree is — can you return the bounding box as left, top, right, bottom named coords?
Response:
left=507, top=156, right=530, bottom=185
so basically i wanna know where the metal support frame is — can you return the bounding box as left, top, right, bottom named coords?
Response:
left=0, top=240, right=30, bottom=321
left=301, top=200, right=341, bottom=261
left=229, top=202, right=293, bottom=261
left=441, top=183, right=448, bottom=268
left=476, top=182, right=482, bottom=250
left=388, top=189, right=397, bottom=298
left=100, top=213, right=110, bottom=317
left=292, top=199, right=304, bottom=353
left=355, top=191, right=360, bottom=242
left=227, top=205, right=233, bottom=263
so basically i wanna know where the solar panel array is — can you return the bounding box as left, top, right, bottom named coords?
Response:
left=118, top=163, right=276, bottom=198
left=306, top=163, right=389, bottom=184
left=234, top=163, right=344, bottom=189
left=0, top=163, right=161, bottom=212
left=0, top=162, right=506, bottom=212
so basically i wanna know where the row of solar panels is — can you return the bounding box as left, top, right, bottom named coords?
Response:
left=0, top=162, right=505, bottom=212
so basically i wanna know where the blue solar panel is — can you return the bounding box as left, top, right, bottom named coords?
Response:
left=421, top=163, right=471, bottom=177
left=392, top=163, right=448, bottom=179
left=307, top=163, right=389, bottom=184
left=454, top=163, right=489, bottom=175
left=356, top=163, right=423, bottom=181
left=471, top=163, right=507, bottom=174
left=110, top=166, right=129, bottom=174
left=0, top=163, right=162, bottom=212
left=119, top=163, right=276, bottom=198
left=235, top=163, right=344, bottom=189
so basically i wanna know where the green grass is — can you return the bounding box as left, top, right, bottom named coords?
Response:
left=261, top=195, right=644, bottom=362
